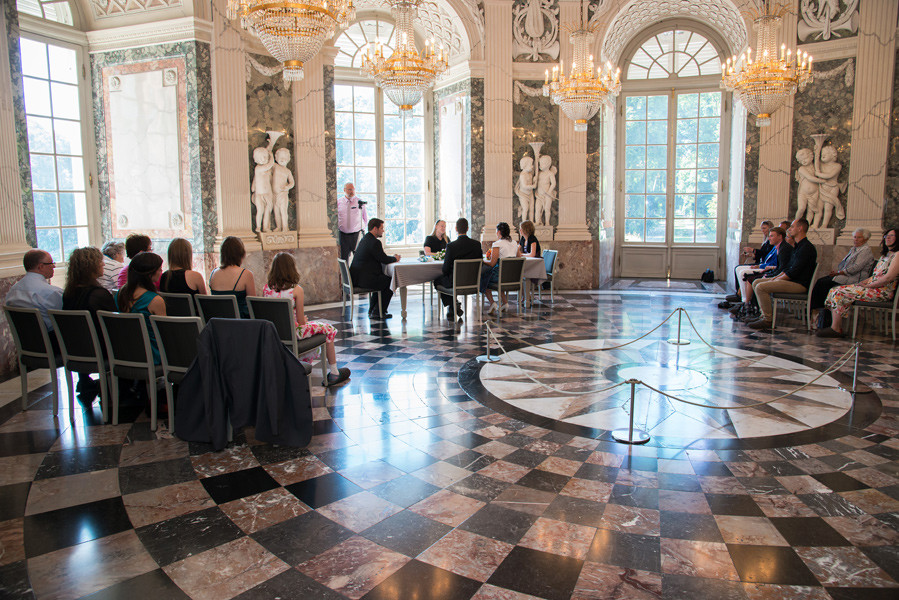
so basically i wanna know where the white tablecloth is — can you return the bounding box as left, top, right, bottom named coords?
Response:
left=384, top=257, right=546, bottom=292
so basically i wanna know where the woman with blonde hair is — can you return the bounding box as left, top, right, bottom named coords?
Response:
left=264, top=252, right=350, bottom=387
left=423, top=219, right=450, bottom=256
left=159, top=238, right=207, bottom=295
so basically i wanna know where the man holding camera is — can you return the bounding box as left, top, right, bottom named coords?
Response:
left=338, top=182, right=368, bottom=261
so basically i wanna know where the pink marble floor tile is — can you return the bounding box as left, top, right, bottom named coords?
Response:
left=163, top=536, right=289, bottom=600
left=774, top=476, right=831, bottom=495
left=713, top=516, right=789, bottom=546
left=418, top=529, right=514, bottom=581
left=518, top=517, right=597, bottom=560
left=750, top=494, right=817, bottom=518
left=615, top=469, right=658, bottom=488
left=123, top=480, right=216, bottom=528
left=795, top=546, right=899, bottom=587
left=26, top=468, right=120, bottom=516
left=586, top=451, right=623, bottom=468
left=409, top=489, right=485, bottom=527
left=474, top=426, right=513, bottom=440
left=0, top=517, right=24, bottom=566
left=699, top=475, right=748, bottom=495
left=190, top=445, right=260, bottom=478
left=118, top=438, right=189, bottom=467
left=0, top=454, right=46, bottom=486
left=567, top=437, right=599, bottom=451
left=477, top=460, right=532, bottom=483
left=845, top=467, right=899, bottom=488
left=537, top=456, right=582, bottom=477
left=298, top=536, right=409, bottom=599
left=475, top=440, right=519, bottom=459
left=411, top=461, right=471, bottom=488
left=838, top=488, right=899, bottom=514
left=219, top=487, right=310, bottom=534
left=425, top=440, right=468, bottom=460
left=823, top=515, right=899, bottom=547
left=660, top=538, right=739, bottom=581
left=491, top=485, right=555, bottom=516
left=598, top=504, right=660, bottom=537
left=523, top=439, right=562, bottom=455
left=262, top=456, right=332, bottom=486
left=471, top=584, right=543, bottom=599
left=724, top=462, right=769, bottom=478
left=573, top=562, right=662, bottom=600
left=657, top=490, right=711, bottom=514
left=51, top=424, right=132, bottom=450
left=741, top=583, right=831, bottom=600
left=561, top=478, right=614, bottom=503
left=317, top=491, right=402, bottom=532
left=339, top=461, right=406, bottom=489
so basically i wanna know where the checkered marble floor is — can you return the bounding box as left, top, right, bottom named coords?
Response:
left=1, top=290, right=898, bottom=599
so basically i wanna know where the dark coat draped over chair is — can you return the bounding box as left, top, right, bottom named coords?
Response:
left=174, top=318, right=313, bottom=451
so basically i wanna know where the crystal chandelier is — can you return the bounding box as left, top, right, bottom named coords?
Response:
left=721, top=1, right=813, bottom=127
left=361, top=0, right=448, bottom=112
left=543, top=0, right=620, bottom=132
left=227, top=0, right=355, bottom=82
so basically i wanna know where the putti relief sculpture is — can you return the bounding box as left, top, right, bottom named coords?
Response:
left=814, top=144, right=845, bottom=229
left=512, top=0, right=560, bottom=61
left=251, top=131, right=283, bottom=233
left=272, top=147, right=295, bottom=233
left=794, top=134, right=846, bottom=229
left=794, top=147, right=821, bottom=224
left=535, top=153, right=557, bottom=227
left=515, top=154, right=537, bottom=223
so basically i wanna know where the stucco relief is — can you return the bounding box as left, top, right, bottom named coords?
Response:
left=513, top=0, right=560, bottom=62
left=798, top=0, right=858, bottom=43
left=91, top=0, right=183, bottom=19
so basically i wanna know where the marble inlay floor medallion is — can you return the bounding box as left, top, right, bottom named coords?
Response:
left=470, top=338, right=881, bottom=449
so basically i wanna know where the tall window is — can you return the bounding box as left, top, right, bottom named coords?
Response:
left=20, top=37, right=88, bottom=262
left=16, top=0, right=74, bottom=25
left=334, top=18, right=430, bottom=247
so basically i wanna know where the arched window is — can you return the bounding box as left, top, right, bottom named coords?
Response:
left=616, top=23, right=731, bottom=279
left=332, top=18, right=432, bottom=247
left=16, top=0, right=73, bottom=26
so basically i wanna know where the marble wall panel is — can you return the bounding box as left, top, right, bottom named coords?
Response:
left=543, top=241, right=596, bottom=289
left=258, top=246, right=341, bottom=305
left=5, top=1, right=35, bottom=247
left=324, top=65, right=338, bottom=237
left=92, top=41, right=215, bottom=254
left=513, top=80, right=559, bottom=228
left=885, top=50, right=899, bottom=230
left=470, top=78, right=485, bottom=239
left=0, top=275, right=24, bottom=380
left=789, top=58, right=854, bottom=231
left=246, top=53, right=295, bottom=232
left=585, top=112, right=602, bottom=238
left=741, top=115, right=761, bottom=243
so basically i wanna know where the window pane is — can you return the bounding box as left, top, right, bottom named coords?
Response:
left=696, top=194, right=717, bottom=219
left=625, top=96, right=646, bottom=120
left=26, top=115, right=54, bottom=152
left=698, top=118, right=719, bottom=143
left=354, top=87, right=375, bottom=113
left=625, top=170, right=645, bottom=193
left=47, top=45, right=77, bottom=84
left=53, top=119, right=82, bottom=155
left=676, top=118, right=697, bottom=144
left=675, top=169, right=696, bottom=193
left=383, top=142, right=404, bottom=168
left=354, top=113, right=376, bottom=140
left=697, top=169, right=718, bottom=193
left=404, top=144, right=423, bottom=168
left=405, top=194, right=422, bottom=220
left=56, top=155, right=84, bottom=190
left=335, top=112, right=353, bottom=138
left=404, top=169, right=422, bottom=193
left=674, top=219, right=694, bottom=242
left=699, top=92, right=721, bottom=117
left=336, top=166, right=355, bottom=188
left=23, top=77, right=51, bottom=116
left=354, top=140, right=376, bottom=166
left=625, top=121, right=645, bottom=145
left=33, top=192, right=59, bottom=227
left=625, top=195, right=644, bottom=217
left=646, top=195, right=666, bottom=218
left=59, top=192, right=87, bottom=226
left=674, top=194, right=695, bottom=218
left=384, top=168, right=404, bottom=193
left=646, top=170, right=666, bottom=194
left=625, top=219, right=644, bottom=242
left=404, top=117, right=423, bottom=142
left=385, top=194, right=403, bottom=219
left=697, top=143, right=718, bottom=168
left=19, top=38, right=48, bottom=78
left=336, top=140, right=353, bottom=164
left=61, top=226, right=89, bottom=259
left=30, top=154, right=56, bottom=189
left=355, top=167, right=377, bottom=192
left=646, top=121, right=667, bottom=145
left=645, top=219, right=665, bottom=242
left=677, top=93, right=698, bottom=118
left=385, top=222, right=403, bottom=245
left=50, top=82, right=79, bottom=120
left=625, top=146, right=645, bottom=169
left=405, top=218, right=422, bottom=244
left=384, top=115, right=404, bottom=141
left=675, top=145, right=696, bottom=169
left=36, top=228, right=62, bottom=263
left=646, top=146, right=666, bottom=169
left=646, top=96, right=667, bottom=120
left=696, top=219, right=717, bottom=243
left=334, top=85, right=354, bottom=111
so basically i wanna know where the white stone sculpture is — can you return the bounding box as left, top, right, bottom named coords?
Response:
left=251, top=130, right=282, bottom=233
left=512, top=0, right=560, bottom=61
left=798, top=0, right=858, bottom=42
left=794, top=134, right=846, bottom=230
left=794, top=147, right=821, bottom=224
left=515, top=155, right=537, bottom=222
left=815, top=144, right=846, bottom=229
left=534, top=147, right=557, bottom=227
left=272, top=148, right=295, bottom=232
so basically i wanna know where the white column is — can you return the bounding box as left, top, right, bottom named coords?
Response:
left=294, top=48, right=336, bottom=248
left=554, top=0, right=590, bottom=241
left=210, top=0, right=260, bottom=251
left=839, top=0, right=898, bottom=243
left=483, top=0, right=514, bottom=233
left=0, top=7, right=30, bottom=278
left=755, top=0, right=798, bottom=224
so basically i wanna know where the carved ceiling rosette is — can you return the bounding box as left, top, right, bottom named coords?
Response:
left=513, top=0, right=560, bottom=62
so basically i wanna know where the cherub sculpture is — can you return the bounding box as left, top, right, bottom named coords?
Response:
left=535, top=154, right=556, bottom=227
left=271, top=147, right=295, bottom=232
left=251, top=132, right=281, bottom=232
left=515, top=155, right=537, bottom=222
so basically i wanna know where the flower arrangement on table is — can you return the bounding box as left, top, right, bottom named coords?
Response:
left=433, top=249, right=445, bottom=261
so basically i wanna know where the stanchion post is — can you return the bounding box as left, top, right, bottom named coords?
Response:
left=612, top=379, right=650, bottom=444
left=667, top=308, right=690, bottom=345
left=840, top=342, right=872, bottom=394
left=477, top=323, right=501, bottom=363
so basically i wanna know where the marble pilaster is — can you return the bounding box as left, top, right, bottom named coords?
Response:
left=0, top=2, right=31, bottom=278
left=470, top=77, right=486, bottom=238
left=886, top=50, right=899, bottom=230
left=210, top=0, right=259, bottom=251
left=483, top=0, right=514, bottom=236
left=755, top=0, right=798, bottom=226
left=597, top=101, right=615, bottom=286
left=294, top=48, right=337, bottom=249
left=840, top=0, right=898, bottom=242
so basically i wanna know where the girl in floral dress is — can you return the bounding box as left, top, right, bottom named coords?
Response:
left=263, top=253, right=350, bottom=386
left=818, top=229, right=899, bottom=337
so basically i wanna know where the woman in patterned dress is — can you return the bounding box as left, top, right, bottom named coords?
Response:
left=817, top=229, right=899, bottom=338
left=263, top=253, right=350, bottom=386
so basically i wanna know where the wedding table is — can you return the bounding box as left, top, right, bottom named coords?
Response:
left=384, top=257, right=548, bottom=320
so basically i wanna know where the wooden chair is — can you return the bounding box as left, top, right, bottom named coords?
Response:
left=158, top=292, right=196, bottom=317
left=771, top=264, right=819, bottom=332
left=48, top=309, right=110, bottom=422
left=246, top=296, right=327, bottom=380
left=488, top=257, right=526, bottom=318
left=3, top=305, right=65, bottom=415
left=337, top=258, right=383, bottom=319
left=539, top=249, right=559, bottom=302
left=150, top=315, right=203, bottom=432
left=195, top=294, right=240, bottom=324
left=434, top=259, right=482, bottom=322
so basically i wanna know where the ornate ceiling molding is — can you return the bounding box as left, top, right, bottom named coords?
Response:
left=353, top=0, right=473, bottom=60
left=91, top=0, right=183, bottom=19
left=600, top=0, right=747, bottom=64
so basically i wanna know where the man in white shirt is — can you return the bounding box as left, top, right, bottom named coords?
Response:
left=6, top=249, right=63, bottom=336
left=337, top=182, right=369, bottom=261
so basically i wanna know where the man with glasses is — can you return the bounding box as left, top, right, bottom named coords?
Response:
left=6, top=249, right=63, bottom=338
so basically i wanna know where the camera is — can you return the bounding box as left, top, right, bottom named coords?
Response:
left=356, top=199, right=367, bottom=206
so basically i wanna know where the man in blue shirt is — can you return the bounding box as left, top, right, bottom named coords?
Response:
left=6, top=249, right=63, bottom=333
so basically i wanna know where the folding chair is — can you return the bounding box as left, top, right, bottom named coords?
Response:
left=150, top=315, right=203, bottom=432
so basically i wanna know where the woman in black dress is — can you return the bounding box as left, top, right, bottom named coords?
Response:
left=159, top=238, right=207, bottom=295
left=519, top=220, right=541, bottom=257
left=423, top=220, right=449, bottom=256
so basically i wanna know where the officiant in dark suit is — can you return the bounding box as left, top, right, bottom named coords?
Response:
left=350, top=218, right=400, bottom=319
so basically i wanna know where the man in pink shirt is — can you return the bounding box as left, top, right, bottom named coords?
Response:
left=337, top=182, right=368, bottom=261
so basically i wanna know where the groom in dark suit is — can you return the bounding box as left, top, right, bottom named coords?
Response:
left=434, top=218, right=483, bottom=320
left=350, top=218, right=400, bottom=319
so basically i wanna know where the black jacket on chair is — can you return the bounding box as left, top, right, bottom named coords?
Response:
left=350, top=232, right=397, bottom=290
left=174, top=318, right=313, bottom=451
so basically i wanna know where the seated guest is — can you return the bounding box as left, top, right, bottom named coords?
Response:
left=350, top=218, right=400, bottom=320
left=423, top=220, right=449, bottom=256
left=115, top=252, right=166, bottom=364
left=6, top=249, right=62, bottom=344
left=817, top=228, right=899, bottom=338
left=98, top=241, right=125, bottom=291
left=780, top=220, right=795, bottom=246
left=209, top=236, right=255, bottom=319
left=159, top=238, right=207, bottom=295
left=263, top=252, right=351, bottom=386
left=481, top=222, right=522, bottom=315
left=116, top=233, right=153, bottom=288
left=729, top=227, right=787, bottom=320
left=721, top=220, right=772, bottom=308
left=63, top=247, right=117, bottom=397
left=749, top=218, right=817, bottom=330
left=519, top=220, right=541, bottom=257
left=810, top=228, right=875, bottom=329
left=434, top=217, right=483, bottom=320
